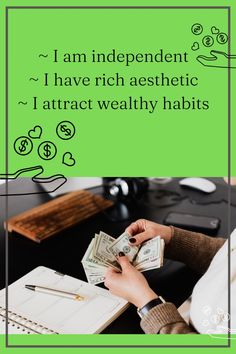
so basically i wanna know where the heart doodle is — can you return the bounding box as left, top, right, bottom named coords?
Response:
left=211, top=26, right=220, bottom=35
left=62, top=152, right=76, bottom=166
left=191, top=42, right=199, bottom=51
left=28, top=125, right=42, bottom=139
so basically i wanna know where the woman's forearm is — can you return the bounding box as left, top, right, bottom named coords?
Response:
left=165, top=226, right=226, bottom=274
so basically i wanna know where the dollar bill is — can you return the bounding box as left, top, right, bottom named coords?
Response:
left=108, top=232, right=139, bottom=262
left=159, top=238, right=165, bottom=266
left=133, top=236, right=161, bottom=267
left=81, top=234, right=120, bottom=285
left=135, top=258, right=161, bottom=272
left=135, top=239, right=165, bottom=272
left=83, top=266, right=105, bottom=285
left=81, top=231, right=165, bottom=285
left=81, top=239, right=107, bottom=269
left=93, top=232, right=120, bottom=271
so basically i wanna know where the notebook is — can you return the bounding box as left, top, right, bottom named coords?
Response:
left=0, top=266, right=129, bottom=334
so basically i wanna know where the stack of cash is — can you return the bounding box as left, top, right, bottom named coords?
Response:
left=81, top=231, right=164, bottom=285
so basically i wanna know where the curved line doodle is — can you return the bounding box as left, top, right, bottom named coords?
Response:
left=0, top=165, right=67, bottom=196
left=197, top=50, right=236, bottom=68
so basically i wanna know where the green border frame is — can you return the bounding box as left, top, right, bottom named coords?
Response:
left=4, top=5, right=231, bottom=349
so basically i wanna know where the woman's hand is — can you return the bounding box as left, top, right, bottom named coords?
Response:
left=126, top=219, right=172, bottom=246
left=104, top=253, right=157, bottom=308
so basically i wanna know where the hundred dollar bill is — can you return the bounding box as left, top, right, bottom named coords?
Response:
left=81, top=231, right=165, bottom=285
left=83, top=266, right=105, bottom=285
left=108, top=232, right=139, bottom=262
left=135, top=259, right=160, bottom=272
left=159, top=238, right=165, bottom=266
left=82, top=255, right=106, bottom=285
left=83, top=264, right=106, bottom=277
left=81, top=239, right=107, bottom=269
left=133, top=236, right=161, bottom=267
left=135, top=239, right=165, bottom=272
left=93, top=232, right=120, bottom=271
left=93, top=233, right=99, bottom=256
left=135, top=256, right=161, bottom=272
left=83, top=262, right=106, bottom=272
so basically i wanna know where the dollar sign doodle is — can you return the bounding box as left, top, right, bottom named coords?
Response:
left=217, top=33, right=228, bottom=44
left=60, top=124, right=71, bottom=136
left=38, top=141, right=57, bottom=160
left=14, top=136, right=33, bottom=156
left=18, top=139, right=28, bottom=153
left=43, top=143, right=51, bottom=158
left=56, top=121, right=75, bottom=140
left=191, top=23, right=203, bottom=35
left=202, top=35, right=214, bottom=47
left=206, top=37, right=211, bottom=46
left=194, top=26, right=200, bottom=34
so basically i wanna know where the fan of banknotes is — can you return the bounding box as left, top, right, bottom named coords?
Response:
left=81, top=231, right=165, bottom=285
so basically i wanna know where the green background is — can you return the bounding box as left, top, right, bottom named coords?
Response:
left=0, top=0, right=236, bottom=352
left=0, top=333, right=234, bottom=350
left=0, top=0, right=235, bottom=177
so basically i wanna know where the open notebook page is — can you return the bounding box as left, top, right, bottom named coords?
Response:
left=0, top=266, right=128, bottom=334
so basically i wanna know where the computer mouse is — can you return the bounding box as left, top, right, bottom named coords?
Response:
left=179, top=177, right=216, bottom=193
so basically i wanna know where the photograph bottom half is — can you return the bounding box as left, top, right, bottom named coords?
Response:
left=0, top=177, right=235, bottom=335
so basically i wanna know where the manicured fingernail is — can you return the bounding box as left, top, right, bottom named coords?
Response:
left=129, top=238, right=136, bottom=244
left=119, top=252, right=125, bottom=257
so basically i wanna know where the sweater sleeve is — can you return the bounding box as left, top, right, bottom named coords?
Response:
left=141, top=228, right=226, bottom=334
left=165, top=226, right=226, bottom=274
left=140, top=303, right=197, bottom=334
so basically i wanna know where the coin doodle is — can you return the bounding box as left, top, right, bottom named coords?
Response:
left=191, top=23, right=203, bottom=35
left=14, top=136, right=33, bottom=156
left=56, top=121, right=76, bottom=140
left=38, top=141, right=57, bottom=160
left=217, top=32, right=228, bottom=44
left=202, top=35, right=214, bottom=47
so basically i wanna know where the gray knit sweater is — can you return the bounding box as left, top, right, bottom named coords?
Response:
left=140, top=226, right=226, bottom=334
